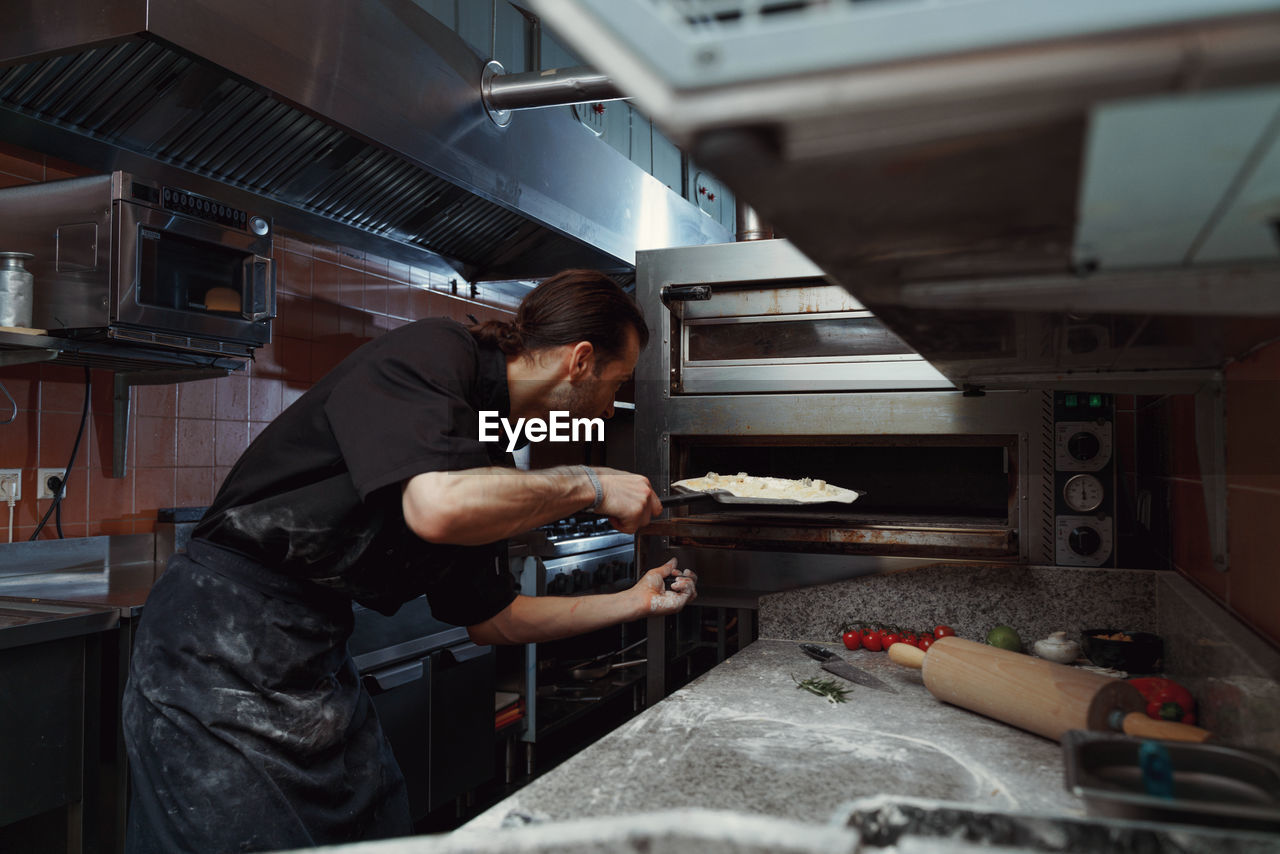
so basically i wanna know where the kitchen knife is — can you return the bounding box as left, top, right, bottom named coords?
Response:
left=798, top=642, right=895, bottom=693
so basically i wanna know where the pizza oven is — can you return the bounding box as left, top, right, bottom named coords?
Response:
left=633, top=239, right=1057, bottom=696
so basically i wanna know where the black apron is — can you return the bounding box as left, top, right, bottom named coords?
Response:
left=122, top=541, right=411, bottom=853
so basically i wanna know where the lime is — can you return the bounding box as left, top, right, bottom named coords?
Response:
left=986, top=624, right=1022, bottom=652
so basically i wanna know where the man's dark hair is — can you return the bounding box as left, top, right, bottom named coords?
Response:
left=471, top=269, right=648, bottom=366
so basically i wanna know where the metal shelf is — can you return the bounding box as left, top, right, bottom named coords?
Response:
left=0, top=328, right=247, bottom=477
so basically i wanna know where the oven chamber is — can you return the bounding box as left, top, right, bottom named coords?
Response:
left=0, top=171, right=274, bottom=358
left=634, top=240, right=1059, bottom=692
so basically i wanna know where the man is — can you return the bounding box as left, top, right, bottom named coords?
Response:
left=122, top=269, right=695, bottom=853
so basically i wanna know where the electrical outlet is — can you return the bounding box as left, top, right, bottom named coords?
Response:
left=0, top=469, right=19, bottom=502
left=38, top=468, right=68, bottom=500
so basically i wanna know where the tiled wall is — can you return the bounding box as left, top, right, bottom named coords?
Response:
left=0, top=142, right=513, bottom=541
left=1127, top=342, right=1280, bottom=647
left=1221, top=342, right=1280, bottom=644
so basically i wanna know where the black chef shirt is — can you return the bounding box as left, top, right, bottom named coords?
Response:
left=193, top=318, right=518, bottom=625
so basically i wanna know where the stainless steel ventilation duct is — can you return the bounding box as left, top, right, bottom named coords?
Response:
left=533, top=0, right=1280, bottom=389
left=0, top=0, right=729, bottom=283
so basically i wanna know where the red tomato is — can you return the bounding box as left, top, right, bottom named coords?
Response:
left=880, top=632, right=901, bottom=650
left=861, top=631, right=883, bottom=652
left=902, top=631, right=919, bottom=647
left=919, top=633, right=935, bottom=646
left=842, top=629, right=862, bottom=651
left=918, top=636, right=934, bottom=652
left=934, top=625, right=956, bottom=639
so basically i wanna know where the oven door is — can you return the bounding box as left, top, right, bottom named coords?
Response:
left=112, top=199, right=275, bottom=348
left=677, top=288, right=952, bottom=394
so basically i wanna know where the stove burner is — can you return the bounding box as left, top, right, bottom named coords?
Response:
left=542, top=515, right=614, bottom=541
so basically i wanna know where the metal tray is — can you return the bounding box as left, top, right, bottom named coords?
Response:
left=1062, top=729, right=1280, bottom=832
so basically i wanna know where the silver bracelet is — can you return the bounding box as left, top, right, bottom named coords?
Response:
left=581, top=465, right=604, bottom=512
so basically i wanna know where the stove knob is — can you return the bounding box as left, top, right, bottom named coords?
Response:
left=1067, top=431, right=1101, bottom=462
left=572, top=569, right=587, bottom=591
left=1068, top=526, right=1102, bottom=557
left=547, top=574, right=569, bottom=595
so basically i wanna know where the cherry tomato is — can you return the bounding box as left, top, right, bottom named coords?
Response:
left=842, top=629, right=862, bottom=651
left=918, top=636, right=934, bottom=652
left=934, top=625, right=956, bottom=639
left=881, top=632, right=901, bottom=650
left=902, top=631, right=919, bottom=648
left=861, top=630, right=883, bottom=652
left=919, top=633, right=935, bottom=646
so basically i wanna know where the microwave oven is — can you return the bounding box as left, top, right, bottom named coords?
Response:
left=0, top=171, right=275, bottom=357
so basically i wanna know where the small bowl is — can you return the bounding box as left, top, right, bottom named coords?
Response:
left=1080, top=628, right=1163, bottom=673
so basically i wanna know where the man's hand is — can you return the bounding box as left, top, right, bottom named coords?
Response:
left=631, top=558, right=697, bottom=616
left=593, top=468, right=663, bottom=533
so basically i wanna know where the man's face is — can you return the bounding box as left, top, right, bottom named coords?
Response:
left=547, top=328, right=639, bottom=420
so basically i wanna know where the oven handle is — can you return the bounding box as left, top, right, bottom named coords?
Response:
left=241, top=254, right=277, bottom=322
left=362, top=659, right=424, bottom=693
left=660, top=284, right=712, bottom=309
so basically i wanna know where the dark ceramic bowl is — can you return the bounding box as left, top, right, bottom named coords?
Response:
left=1080, top=629, right=1163, bottom=673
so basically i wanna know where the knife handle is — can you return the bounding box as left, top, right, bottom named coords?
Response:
left=799, top=642, right=836, bottom=662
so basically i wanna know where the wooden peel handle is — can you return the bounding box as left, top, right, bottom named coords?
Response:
left=1116, top=711, right=1212, bottom=743
left=888, top=642, right=925, bottom=669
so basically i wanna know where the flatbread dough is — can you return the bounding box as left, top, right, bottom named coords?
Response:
left=673, top=471, right=860, bottom=503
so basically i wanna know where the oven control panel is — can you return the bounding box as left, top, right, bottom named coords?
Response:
left=1054, top=392, right=1115, bottom=567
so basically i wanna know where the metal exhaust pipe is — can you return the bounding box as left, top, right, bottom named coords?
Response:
left=735, top=200, right=774, bottom=241
left=483, top=61, right=628, bottom=126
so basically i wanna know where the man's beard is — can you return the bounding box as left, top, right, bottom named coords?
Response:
left=546, top=379, right=597, bottom=419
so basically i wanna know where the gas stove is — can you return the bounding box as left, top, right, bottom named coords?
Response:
left=518, top=515, right=635, bottom=559
left=509, top=515, right=636, bottom=596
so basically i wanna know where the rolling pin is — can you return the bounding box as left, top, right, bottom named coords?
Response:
left=888, top=637, right=1211, bottom=743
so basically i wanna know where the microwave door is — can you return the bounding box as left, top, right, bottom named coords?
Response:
left=115, top=201, right=274, bottom=346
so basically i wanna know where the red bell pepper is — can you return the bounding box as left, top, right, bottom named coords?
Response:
left=1127, top=677, right=1196, bottom=725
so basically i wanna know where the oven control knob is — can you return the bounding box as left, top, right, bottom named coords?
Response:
left=547, top=574, right=568, bottom=595
left=249, top=216, right=270, bottom=237
left=1067, top=431, right=1101, bottom=462
left=572, top=569, right=587, bottom=591
left=1068, top=525, right=1102, bottom=557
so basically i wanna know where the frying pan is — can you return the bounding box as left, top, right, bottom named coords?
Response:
left=571, top=658, right=648, bottom=681
left=659, top=477, right=864, bottom=508
left=562, top=637, right=646, bottom=674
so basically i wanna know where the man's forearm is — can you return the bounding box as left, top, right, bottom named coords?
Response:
left=403, top=466, right=594, bottom=545
left=467, top=591, right=645, bottom=645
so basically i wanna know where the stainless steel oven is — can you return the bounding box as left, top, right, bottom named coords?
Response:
left=634, top=240, right=1057, bottom=697
left=0, top=171, right=274, bottom=357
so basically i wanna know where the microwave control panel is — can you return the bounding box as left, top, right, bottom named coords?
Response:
left=127, top=176, right=268, bottom=235
left=1053, top=392, right=1115, bottom=567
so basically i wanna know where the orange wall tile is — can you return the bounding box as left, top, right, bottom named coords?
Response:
left=0, top=142, right=514, bottom=541
left=1155, top=339, right=1280, bottom=647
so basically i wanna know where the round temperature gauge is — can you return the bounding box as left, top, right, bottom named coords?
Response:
left=1063, top=473, right=1104, bottom=513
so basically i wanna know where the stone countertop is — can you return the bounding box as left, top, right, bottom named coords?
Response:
left=459, top=638, right=1078, bottom=831
left=290, top=639, right=1279, bottom=854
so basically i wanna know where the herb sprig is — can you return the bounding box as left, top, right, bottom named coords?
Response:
left=792, top=674, right=851, bottom=704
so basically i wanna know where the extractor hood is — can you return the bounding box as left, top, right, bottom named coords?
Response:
left=0, top=0, right=730, bottom=285
left=531, top=0, right=1280, bottom=389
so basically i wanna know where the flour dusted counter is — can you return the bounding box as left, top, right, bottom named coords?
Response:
left=458, top=638, right=1072, bottom=829
left=285, top=637, right=1278, bottom=853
